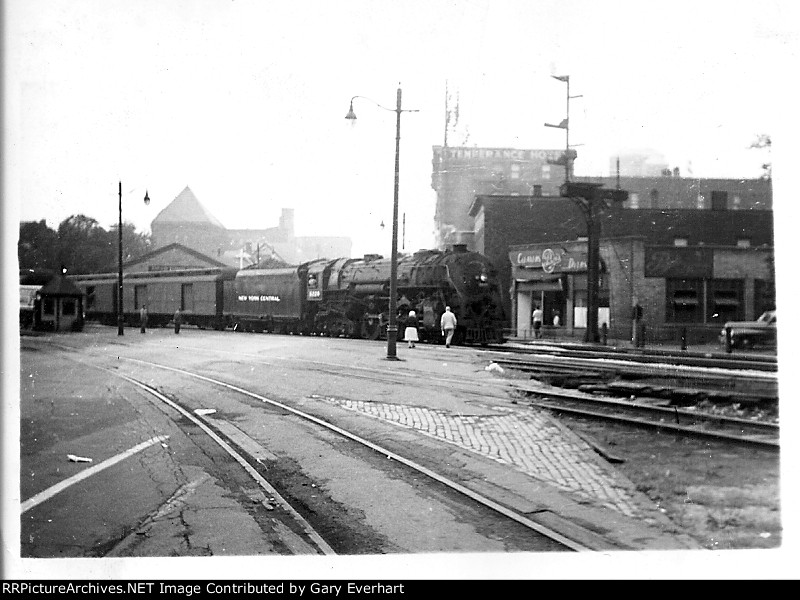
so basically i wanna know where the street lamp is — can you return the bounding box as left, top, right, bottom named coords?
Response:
left=117, top=182, right=150, bottom=336
left=545, top=75, right=582, bottom=183
left=346, top=85, right=418, bottom=360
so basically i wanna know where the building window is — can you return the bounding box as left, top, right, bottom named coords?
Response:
left=628, top=193, right=639, bottom=209
left=708, top=279, right=743, bottom=322
left=754, top=279, right=776, bottom=317
left=511, top=163, right=520, bottom=179
left=43, top=298, right=55, bottom=315
left=63, top=299, right=76, bottom=315
left=666, top=278, right=702, bottom=323
left=541, top=165, right=551, bottom=180
left=673, top=238, right=689, bottom=247
left=696, top=194, right=705, bottom=209
left=736, top=239, right=751, bottom=248
left=650, top=189, right=659, bottom=208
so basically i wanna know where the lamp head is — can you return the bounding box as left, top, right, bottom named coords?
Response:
left=345, top=101, right=357, bottom=121
left=144, top=190, right=150, bottom=205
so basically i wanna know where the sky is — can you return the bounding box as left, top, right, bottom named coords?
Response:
left=4, top=0, right=798, bottom=259
left=4, top=1, right=800, bottom=579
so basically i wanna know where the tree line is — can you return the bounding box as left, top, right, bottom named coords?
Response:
left=19, top=215, right=151, bottom=276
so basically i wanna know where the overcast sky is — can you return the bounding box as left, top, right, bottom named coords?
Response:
left=4, top=0, right=800, bottom=579
left=5, top=0, right=798, bottom=258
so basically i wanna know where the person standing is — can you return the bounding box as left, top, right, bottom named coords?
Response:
left=139, top=305, right=148, bottom=334
left=532, top=305, right=544, bottom=339
left=404, top=310, right=419, bottom=349
left=440, top=306, right=457, bottom=348
left=174, top=308, right=182, bottom=334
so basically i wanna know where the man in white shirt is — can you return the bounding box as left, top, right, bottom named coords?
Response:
left=440, top=306, right=458, bottom=348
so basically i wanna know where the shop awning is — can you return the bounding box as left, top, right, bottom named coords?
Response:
left=516, top=278, right=563, bottom=292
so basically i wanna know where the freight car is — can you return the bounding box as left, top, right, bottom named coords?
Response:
left=71, top=267, right=238, bottom=330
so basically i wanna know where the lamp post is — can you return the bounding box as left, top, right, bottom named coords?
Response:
left=346, top=86, right=418, bottom=360
left=117, top=182, right=150, bottom=336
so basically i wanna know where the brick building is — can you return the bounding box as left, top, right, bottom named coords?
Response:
left=431, top=146, right=569, bottom=248
left=469, top=193, right=774, bottom=342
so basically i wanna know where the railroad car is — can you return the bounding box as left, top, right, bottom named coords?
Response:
left=232, top=246, right=506, bottom=345
left=70, top=246, right=507, bottom=345
left=70, top=268, right=237, bottom=329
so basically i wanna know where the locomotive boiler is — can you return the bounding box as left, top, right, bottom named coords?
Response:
left=230, top=246, right=506, bottom=345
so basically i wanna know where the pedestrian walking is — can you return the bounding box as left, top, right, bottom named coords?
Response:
left=139, top=305, right=148, bottom=333
left=174, top=308, right=182, bottom=334
left=532, top=305, right=543, bottom=339
left=440, top=306, right=457, bottom=348
left=404, top=310, right=419, bottom=348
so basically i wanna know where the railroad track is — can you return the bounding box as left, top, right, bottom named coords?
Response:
left=484, top=341, right=778, bottom=372
left=38, top=342, right=600, bottom=554
left=491, top=354, right=779, bottom=404
left=511, top=383, right=780, bottom=451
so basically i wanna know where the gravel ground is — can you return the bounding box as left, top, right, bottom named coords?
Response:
left=546, top=413, right=782, bottom=550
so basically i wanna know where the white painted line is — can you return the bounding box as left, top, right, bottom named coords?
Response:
left=21, top=435, right=170, bottom=514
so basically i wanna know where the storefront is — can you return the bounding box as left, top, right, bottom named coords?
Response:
left=508, top=242, right=608, bottom=337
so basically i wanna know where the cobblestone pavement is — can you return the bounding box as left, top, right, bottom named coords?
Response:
left=316, top=396, right=644, bottom=518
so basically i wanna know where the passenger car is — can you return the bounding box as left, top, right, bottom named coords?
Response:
left=719, top=310, right=777, bottom=348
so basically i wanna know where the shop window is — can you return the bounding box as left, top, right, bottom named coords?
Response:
left=707, top=279, right=743, bottom=322
left=43, top=298, right=55, bottom=315
left=736, top=239, right=751, bottom=248
left=667, top=278, right=702, bottom=323
left=673, top=238, right=688, bottom=247
left=754, top=279, right=776, bottom=316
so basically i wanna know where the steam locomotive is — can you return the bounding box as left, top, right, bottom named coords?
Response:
left=70, top=246, right=506, bottom=345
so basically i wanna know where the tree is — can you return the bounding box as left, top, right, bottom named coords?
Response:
left=18, top=214, right=152, bottom=276
left=18, top=220, right=59, bottom=272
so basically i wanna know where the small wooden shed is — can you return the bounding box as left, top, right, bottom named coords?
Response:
left=34, top=274, right=85, bottom=332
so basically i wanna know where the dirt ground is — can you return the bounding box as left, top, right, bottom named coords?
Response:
left=547, top=414, right=782, bottom=550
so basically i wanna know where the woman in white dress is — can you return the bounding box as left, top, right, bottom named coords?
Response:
left=404, top=310, right=419, bottom=348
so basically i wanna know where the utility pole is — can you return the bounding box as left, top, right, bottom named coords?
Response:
left=560, top=182, right=628, bottom=342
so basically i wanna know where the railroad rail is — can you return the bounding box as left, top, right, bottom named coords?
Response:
left=491, top=353, right=779, bottom=404
left=511, top=383, right=780, bottom=451
left=484, top=341, right=778, bottom=372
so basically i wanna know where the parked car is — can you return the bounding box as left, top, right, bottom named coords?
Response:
left=719, top=310, right=777, bottom=348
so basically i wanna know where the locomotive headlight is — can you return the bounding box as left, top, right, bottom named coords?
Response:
left=479, top=272, right=488, bottom=283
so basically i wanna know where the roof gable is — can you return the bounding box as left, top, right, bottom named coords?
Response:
left=38, top=275, right=83, bottom=296
left=152, top=186, right=225, bottom=228
left=124, top=242, right=229, bottom=269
